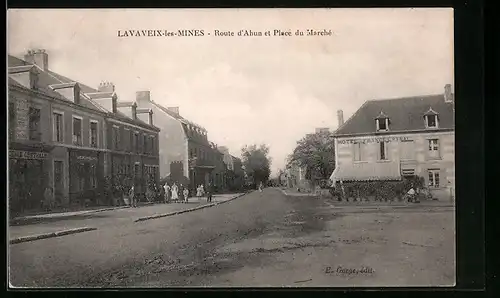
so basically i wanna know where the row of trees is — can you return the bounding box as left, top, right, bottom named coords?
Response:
left=286, top=130, right=336, bottom=187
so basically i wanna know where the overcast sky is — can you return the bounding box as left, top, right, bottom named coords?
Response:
left=8, top=8, right=453, bottom=176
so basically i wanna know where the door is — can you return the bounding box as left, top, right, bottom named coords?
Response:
left=54, top=160, right=64, bottom=205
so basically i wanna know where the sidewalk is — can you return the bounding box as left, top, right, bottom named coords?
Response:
left=9, top=193, right=245, bottom=243
left=280, top=188, right=455, bottom=207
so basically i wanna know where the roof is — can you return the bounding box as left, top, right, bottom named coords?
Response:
left=8, top=54, right=158, bottom=131
left=150, top=100, right=206, bottom=132
left=330, top=162, right=401, bottom=182
left=8, top=55, right=105, bottom=112
left=335, top=94, right=454, bottom=136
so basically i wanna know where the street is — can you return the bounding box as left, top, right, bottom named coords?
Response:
left=9, top=188, right=455, bottom=288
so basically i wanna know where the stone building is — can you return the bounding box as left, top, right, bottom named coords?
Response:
left=8, top=49, right=160, bottom=214
left=134, top=92, right=227, bottom=193
left=330, top=85, right=455, bottom=200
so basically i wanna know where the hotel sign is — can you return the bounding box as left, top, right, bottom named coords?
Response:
left=9, top=150, right=48, bottom=160
left=338, top=136, right=410, bottom=145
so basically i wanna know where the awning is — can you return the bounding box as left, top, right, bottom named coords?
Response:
left=330, top=162, right=401, bottom=182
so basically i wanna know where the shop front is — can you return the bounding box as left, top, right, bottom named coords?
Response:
left=8, top=143, right=53, bottom=215
left=68, top=149, right=103, bottom=206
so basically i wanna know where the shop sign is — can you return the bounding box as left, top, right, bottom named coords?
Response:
left=77, top=156, right=98, bottom=161
left=338, top=136, right=411, bottom=145
left=9, top=150, right=48, bottom=160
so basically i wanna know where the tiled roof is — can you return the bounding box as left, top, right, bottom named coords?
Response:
left=8, top=55, right=105, bottom=112
left=8, top=54, right=157, bottom=130
left=335, top=94, right=454, bottom=136
left=330, top=162, right=401, bottom=182
left=116, top=101, right=135, bottom=107
left=151, top=100, right=206, bottom=131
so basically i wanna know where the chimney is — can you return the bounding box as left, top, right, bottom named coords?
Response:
left=167, top=107, right=180, bottom=115
left=337, top=110, right=344, bottom=127
left=444, top=84, right=454, bottom=103
left=98, top=81, right=115, bottom=93
left=24, top=49, right=49, bottom=71
left=49, top=82, right=81, bottom=104
left=8, top=65, right=39, bottom=90
left=136, top=91, right=151, bottom=105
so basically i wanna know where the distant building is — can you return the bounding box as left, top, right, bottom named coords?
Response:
left=285, top=161, right=310, bottom=191
left=218, top=146, right=244, bottom=191
left=134, top=93, right=227, bottom=192
left=330, top=85, right=455, bottom=200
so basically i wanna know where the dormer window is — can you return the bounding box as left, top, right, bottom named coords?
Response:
left=375, top=111, right=390, bottom=132
left=424, top=107, right=439, bottom=129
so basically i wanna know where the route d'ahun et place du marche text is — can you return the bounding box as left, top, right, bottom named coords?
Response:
left=117, top=29, right=334, bottom=38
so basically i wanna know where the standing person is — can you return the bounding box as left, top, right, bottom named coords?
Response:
left=171, top=183, right=179, bottom=202
left=183, top=187, right=189, bottom=204
left=179, top=184, right=185, bottom=202
left=259, top=181, right=263, bottom=192
left=196, top=185, right=202, bottom=198
left=129, top=186, right=136, bottom=208
left=200, top=184, right=205, bottom=197
left=164, top=182, right=171, bottom=203
left=43, top=186, right=54, bottom=211
left=206, top=183, right=213, bottom=203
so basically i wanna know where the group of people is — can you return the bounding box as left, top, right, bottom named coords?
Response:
left=126, top=182, right=215, bottom=208
left=162, top=182, right=214, bottom=204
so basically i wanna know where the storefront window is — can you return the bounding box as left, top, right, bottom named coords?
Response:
left=54, top=160, right=64, bottom=203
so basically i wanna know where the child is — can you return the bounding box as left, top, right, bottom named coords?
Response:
left=183, top=188, right=189, bottom=203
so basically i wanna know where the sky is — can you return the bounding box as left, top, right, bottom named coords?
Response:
left=7, top=8, right=454, bottom=176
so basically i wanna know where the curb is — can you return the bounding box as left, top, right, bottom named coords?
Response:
left=11, top=206, right=131, bottom=225
left=10, top=227, right=97, bottom=245
left=134, top=192, right=249, bottom=223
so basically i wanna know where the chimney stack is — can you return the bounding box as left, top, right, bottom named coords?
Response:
left=337, top=110, right=344, bottom=127
left=24, top=49, right=49, bottom=71
left=98, top=81, right=115, bottom=93
left=136, top=91, right=151, bottom=104
left=444, top=84, right=454, bottom=103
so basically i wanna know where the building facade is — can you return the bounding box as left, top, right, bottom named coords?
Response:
left=285, top=161, right=310, bottom=191
left=8, top=52, right=108, bottom=211
left=218, top=146, right=245, bottom=191
left=330, top=85, right=455, bottom=200
left=88, top=84, right=161, bottom=199
left=8, top=49, right=160, bottom=214
left=134, top=92, right=227, bottom=193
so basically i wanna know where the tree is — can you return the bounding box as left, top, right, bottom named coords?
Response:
left=287, top=130, right=335, bottom=186
left=241, top=144, right=272, bottom=187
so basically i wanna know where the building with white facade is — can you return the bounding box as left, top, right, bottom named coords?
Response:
left=330, top=85, right=455, bottom=200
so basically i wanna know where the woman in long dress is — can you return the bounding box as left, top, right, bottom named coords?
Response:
left=164, top=182, right=171, bottom=203
left=171, top=183, right=179, bottom=202
left=196, top=185, right=202, bottom=197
